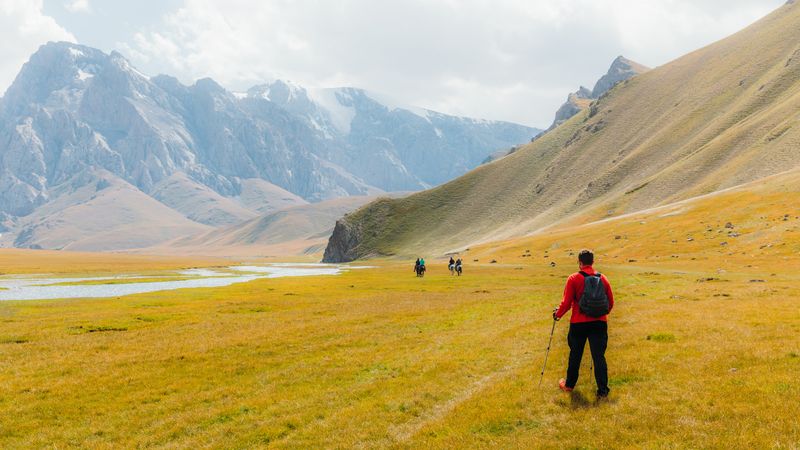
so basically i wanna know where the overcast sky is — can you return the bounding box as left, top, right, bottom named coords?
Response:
left=0, top=0, right=785, bottom=128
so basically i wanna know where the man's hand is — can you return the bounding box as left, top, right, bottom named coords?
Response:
left=552, top=307, right=559, bottom=321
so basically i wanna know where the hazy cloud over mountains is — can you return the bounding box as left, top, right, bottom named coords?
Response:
left=1, top=0, right=786, bottom=127
left=0, top=0, right=75, bottom=93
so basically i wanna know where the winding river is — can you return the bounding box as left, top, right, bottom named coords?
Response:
left=0, top=263, right=367, bottom=301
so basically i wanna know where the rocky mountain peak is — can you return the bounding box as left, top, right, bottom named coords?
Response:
left=575, top=86, right=593, bottom=99
left=548, top=56, right=649, bottom=130
left=591, top=56, right=650, bottom=98
left=194, top=77, right=226, bottom=93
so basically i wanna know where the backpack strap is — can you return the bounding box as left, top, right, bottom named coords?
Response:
left=579, top=271, right=600, bottom=278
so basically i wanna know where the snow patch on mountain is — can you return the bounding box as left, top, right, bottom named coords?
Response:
left=76, top=69, right=94, bottom=81
left=68, top=47, right=84, bottom=58
left=361, top=89, right=432, bottom=122
left=306, top=87, right=357, bottom=134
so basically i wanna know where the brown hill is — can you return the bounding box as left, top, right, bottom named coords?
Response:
left=0, top=170, right=210, bottom=251
left=156, top=195, right=392, bottom=257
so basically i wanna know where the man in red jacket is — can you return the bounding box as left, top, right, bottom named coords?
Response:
left=553, top=249, right=614, bottom=397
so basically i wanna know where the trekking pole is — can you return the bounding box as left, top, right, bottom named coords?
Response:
left=538, top=308, right=558, bottom=388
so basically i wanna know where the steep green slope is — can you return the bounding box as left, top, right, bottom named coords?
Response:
left=324, top=1, right=800, bottom=261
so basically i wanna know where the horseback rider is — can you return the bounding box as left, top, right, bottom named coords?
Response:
left=455, top=258, right=462, bottom=275
left=414, top=258, right=420, bottom=273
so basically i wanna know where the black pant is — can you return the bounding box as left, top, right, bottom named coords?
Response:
left=566, top=321, right=609, bottom=396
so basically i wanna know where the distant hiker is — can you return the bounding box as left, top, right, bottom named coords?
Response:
left=415, top=257, right=426, bottom=277
left=455, top=258, right=463, bottom=276
left=553, top=249, right=614, bottom=398
left=449, top=257, right=456, bottom=275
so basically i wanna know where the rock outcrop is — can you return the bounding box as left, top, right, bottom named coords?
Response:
left=550, top=86, right=593, bottom=129
left=591, top=56, right=650, bottom=98
left=322, top=219, right=364, bottom=263
left=548, top=56, right=649, bottom=130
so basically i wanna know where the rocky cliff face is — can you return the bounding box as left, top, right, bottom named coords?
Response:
left=548, top=56, right=649, bottom=130
left=0, top=42, right=538, bottom=250
left=321, top=218, right=364, bottom=263
left=249, top=81, right=539, bottom=190
left=591, top=56, right=650, bottom=98
left=550, top=86, right=593, bottom=129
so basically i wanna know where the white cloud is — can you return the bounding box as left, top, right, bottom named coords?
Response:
left=65, top=0, right=90, bottom=13
left=10, top=0, right=779, bottom=127
left=0, top=0, right=76, bottom=96
left=118, top=0, right=782, bottom=127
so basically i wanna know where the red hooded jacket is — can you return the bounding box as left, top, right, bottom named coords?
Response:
left=555, top=265, right=614, bottom=323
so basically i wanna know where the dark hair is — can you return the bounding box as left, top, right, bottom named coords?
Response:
left=578, top=249, right=594, bottom=266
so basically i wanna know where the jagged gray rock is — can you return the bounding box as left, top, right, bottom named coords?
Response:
left=591, top=56, right=651, bottom=98
left=548, top=57, right=649, bottom=130
left=322, top=219, right=363, bottom=263
left=550, top=86, right=593, bottom=129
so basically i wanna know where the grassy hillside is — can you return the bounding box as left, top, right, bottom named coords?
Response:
left=325, top=1, right=800, bottom=260
left=1, top=168, right=799, bottom=447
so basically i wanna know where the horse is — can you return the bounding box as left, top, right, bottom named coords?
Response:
left=415, top=264, right=426, bottom=277
left=456, top=264, right=463, bottom=276
left=449, top=263, right=455, bottom=275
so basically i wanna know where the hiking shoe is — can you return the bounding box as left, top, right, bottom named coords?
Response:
left=558, top=378, right=573, bottom=392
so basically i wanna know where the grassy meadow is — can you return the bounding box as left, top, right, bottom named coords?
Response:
left=1, top=182, right=800, bottom=448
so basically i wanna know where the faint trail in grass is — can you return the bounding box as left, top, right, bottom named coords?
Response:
left=387, top=361, right=519, bottom=444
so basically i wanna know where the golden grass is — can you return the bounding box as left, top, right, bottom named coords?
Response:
left=1, top=179, right=799, bottom=448
left=0, top=249, right=228, bottom=275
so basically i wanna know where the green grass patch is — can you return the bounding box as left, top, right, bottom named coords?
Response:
left=68, top=325, right=128, bottom=334
left=472, top=419, right=540, bottom=436
left=609, top=375, right=646, bottom=386
left=646, top=333, right=676, bottom=343
left=135, top=315, right=168, bottom=323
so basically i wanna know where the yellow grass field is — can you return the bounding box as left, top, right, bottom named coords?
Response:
left=1, top=180, right=799, bottom=448
left=0, top=249, right=226, bottom=275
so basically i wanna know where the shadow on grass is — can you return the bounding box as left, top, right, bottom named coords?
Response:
left=568, top=390, right=613, bottom=409
left=569, top=391, right=593, bottom=409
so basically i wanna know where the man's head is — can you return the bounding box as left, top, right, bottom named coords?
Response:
left=578, top=249, right=594, bottom=267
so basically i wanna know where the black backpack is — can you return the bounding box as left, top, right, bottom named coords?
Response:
left=578, top=271, right=609, bottom=317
